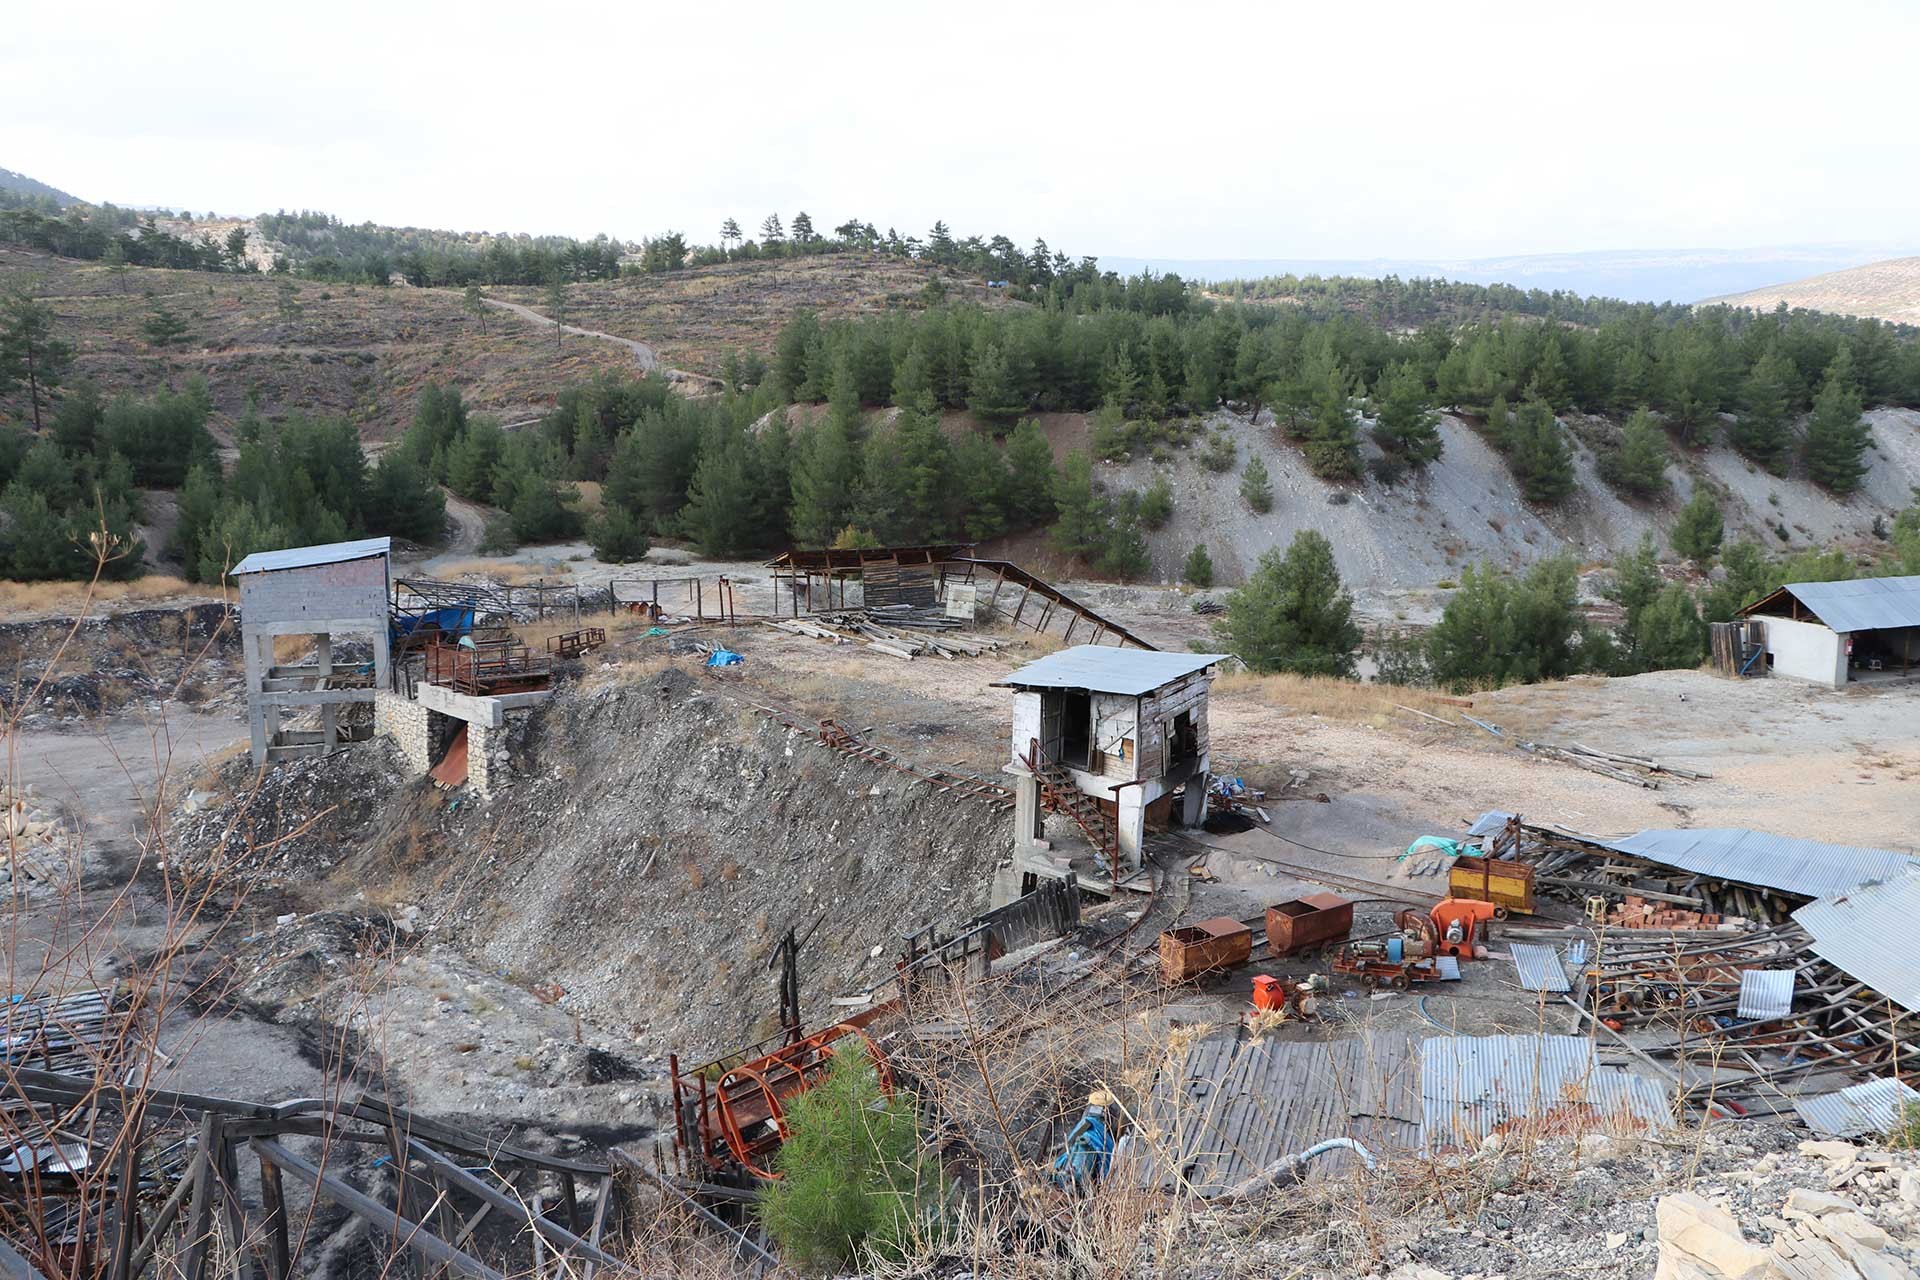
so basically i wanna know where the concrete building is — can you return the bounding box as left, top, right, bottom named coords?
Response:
left=232, top=537, right=393, bottom=766
left=1738, top=575, right=1920, bottom=688
left=997, top=646, right=1228, bottom=886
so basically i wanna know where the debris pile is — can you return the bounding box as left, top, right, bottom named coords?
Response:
left=764, top=608, right=1015, bottom=660
left=3, top=786, right=73, bottom=888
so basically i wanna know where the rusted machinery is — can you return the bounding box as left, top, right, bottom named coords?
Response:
left=1328, top=899, right=1497, bottom=989
left=670, top=1017, right=892, bottom=1181
left=1265, top=893, right=1354, bottom=958
left=1159, top=917, right=1253, bottom=983
left=1248, top=973, right=1325, bottom=1019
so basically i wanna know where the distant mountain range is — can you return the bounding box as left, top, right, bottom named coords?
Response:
left=0, top=166, right=84, bottom=208
left=1704, top=258, right=1920, bottom=326
left=1102, top=245, right=1920, bottom=306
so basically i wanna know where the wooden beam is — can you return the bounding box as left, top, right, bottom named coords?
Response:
left=250, top=1140, right=506, bottom=1280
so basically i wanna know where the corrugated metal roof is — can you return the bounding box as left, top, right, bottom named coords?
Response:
left=1467, top=810, right=1516, bottom=838
left=1792, top=873, right=1920, bottom=1014
left=1596, top=828, right=1915, bottom=901
left=1434, top=955, right=1462, bottom=982
left=1736, top=969, right=1795, bottom=1021
left=1771, top=575, right=1920, bottom=633
left=231, top=536, right=391, bottom=576
left=1419, top=1035, right=1670, bottom=1151
left=1509, top=943, right=1570, bottom=992
left=994, top=646, right=1228, bottom=696
left=1794, top=1077, right=1920, bottom=1139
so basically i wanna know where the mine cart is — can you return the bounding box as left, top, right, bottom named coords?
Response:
left=1449, top=855, right=1536, bottom=917
left=1265, top=893, right=1354, bottom=958
left=1159, top=917, right=1253, bottom=983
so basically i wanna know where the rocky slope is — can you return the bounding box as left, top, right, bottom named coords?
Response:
left=1706, top=256, right=1920, bottom=325
left=1084, top=407, right=1920, bottom=594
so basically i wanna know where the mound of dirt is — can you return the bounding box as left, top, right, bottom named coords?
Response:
left=0, top=603, right=241, bottom=725
left=172, top=667, right=1016, bottom=1057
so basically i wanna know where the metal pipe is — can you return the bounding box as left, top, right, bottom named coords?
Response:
left=1213, top=1137, right=1376, bottom=1200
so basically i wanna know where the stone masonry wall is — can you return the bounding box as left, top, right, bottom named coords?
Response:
left=376, top=691, right=432, bottom=773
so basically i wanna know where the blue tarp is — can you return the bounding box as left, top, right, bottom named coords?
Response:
left=392, top=606, right=475, bottom=639
left=705, top=648, right=744, bottom=667
left=1400, top=835, right=1467, bottom=863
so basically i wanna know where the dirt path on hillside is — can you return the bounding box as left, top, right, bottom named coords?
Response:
left=483, top=297, right=659, bottom=371
left=441, top=490, right=488, bottom=556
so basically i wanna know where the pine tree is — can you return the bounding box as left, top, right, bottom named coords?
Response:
left=0, top=291, right=74, bottom=431
left=1182, top=543, right=1215, bottom=588
left=1239, top=455, right=1274, bottom=512
left=1670, top=487, right=1724, bottom=564
left=721, top=217, right=742, bottom=249
left=1217, top=530, right=1360, bottom=676
left=1099, top=496, right=1151, bottom=581
left=1731, top=349, right=1793, bottom=471
left=1304, top=355, right=1361, bottom=479
left=966, top=339, right=1024, bottom=424
left=1635, top=583, right=1706, bottom=671
left=1049, top=449, right=1106, bottom=559
left=1509, top=397, right=1575, bottom=504
left=1372, top=362, right=1443, bottom=466
left=142, top=305, right=189, bottom=348
left=790, top=212, right=815, bottom=247
left=1138, top=474, right=1173, bottom=529
left=952, top=432, right=1011, bottom=540
left=1599, top=408, right=1669, bottom=496
left=589, top=504, right=651, bottom=562
left=1803, top=351, right=1871, bottom=493
left=790, top=417, right=858, bottom=546
left=759, top=213, right=785, bottom=246
left=1483, top=393, right=1512, bottom=451
left=1003, top=419, right=1055, bottom=527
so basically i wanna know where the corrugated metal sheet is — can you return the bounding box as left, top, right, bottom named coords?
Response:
left=1467, top=810, right=1516, bottom=838
left=1736, top=969, right=1795, bottom=1020
left=1794, top=1077, right=1920, bottom=1139
left=994, top=646, right=1229, bottom=696
left=1776, top=575, right=1920, bottom=634
left=1419, top=1035, right=1670, bottom=1151
left=1434, top=955, right=1462, bottom=982
left=1509, top=943, right=1570, bottom=992
left=1597, top=828, right=1915, bottom=901
left=1792, top=873, right=1920, bottom=1013
left=231, top=536, right=391, bottom=576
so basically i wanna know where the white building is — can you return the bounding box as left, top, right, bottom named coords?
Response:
left=996, top=646, right=1228, bottom=886
left=1738, top=575, right=1920, bottom=688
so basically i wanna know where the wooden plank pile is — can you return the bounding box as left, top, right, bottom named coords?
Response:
left=1516, top=827, right=1804, bottom=926
left=764, top=609, right=1013, bottom=661
left=1458, top=716, right=1710, bottom=789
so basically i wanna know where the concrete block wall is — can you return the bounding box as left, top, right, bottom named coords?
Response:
left=376, top=691, right=433, bottom=773
left=237, top=557, right=389, bottom=627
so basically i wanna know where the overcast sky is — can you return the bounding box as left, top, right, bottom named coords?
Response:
left=7, top=0, right=1916, bottom=263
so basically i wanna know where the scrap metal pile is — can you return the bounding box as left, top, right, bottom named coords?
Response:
left=764, top=606, right=1014, bottom=660
left=1481, top=815, right=1920, bottom=1132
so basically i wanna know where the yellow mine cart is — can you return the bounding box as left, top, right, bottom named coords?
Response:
left=1448, top=855, right=1536, bottom=918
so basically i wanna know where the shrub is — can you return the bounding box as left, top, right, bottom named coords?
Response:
left=1239, top=455, right=1273, bottom=513
left=1138, top=475, right=1173, bottom=529
left=757, top=1051, right=943, bottom=1274
left=589, top=506, right=651, bottom=562
left=1183, top=543, right=1214, bottom=588
left=1216, top=530, right=1359, bottom=676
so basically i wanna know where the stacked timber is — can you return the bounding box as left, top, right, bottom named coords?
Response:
left=764, top=610, right=1013, bottom=661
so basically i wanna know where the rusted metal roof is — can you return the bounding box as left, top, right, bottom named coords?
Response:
left=231, top=536, right=390, bottom=576
left=1792, top=872, right=1920, bottom=1013
left=1793, top=1077, right=1920, bottom=1139
left=1739, top=575, right=1920, bottom=633
left=1735, top=969, right=1795, bottom=1021
left=1508, top=943, right=1570, bottom=993
left=1594, top=828, right=1915, bottom=901
left=1419, top=1035, right=1670, bottom=1151
left=765, top=543, right=974, bottom=570
left=994, top=646, right=1228, bottom=696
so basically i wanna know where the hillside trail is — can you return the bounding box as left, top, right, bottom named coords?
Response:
left=482, top=296, right=658, bottom=371
left=440, top=490, right=488, bottom=556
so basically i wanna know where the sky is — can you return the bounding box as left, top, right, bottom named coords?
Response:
left=7, top=0, right=1919, bottom=264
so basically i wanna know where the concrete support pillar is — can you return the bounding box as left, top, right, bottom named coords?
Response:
left=1116, top=787, right=1146, bottom=873
left=1012, top=773, right=1046, bottom=849
left=244, top=630, right=268, bottom=767
left=315, top=633, right=335, bottom=749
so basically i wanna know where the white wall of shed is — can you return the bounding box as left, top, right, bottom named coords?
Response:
left=1761, top=616, right=1846, bottom=688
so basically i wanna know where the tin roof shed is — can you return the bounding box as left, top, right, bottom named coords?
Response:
left=1739, top=575, right=1920, bottom=633
left=231, top=537, right=391, bottom=577
left=994, top=646, right=1229, bottom=697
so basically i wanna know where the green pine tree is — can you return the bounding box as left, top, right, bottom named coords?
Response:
left=1803, top=351, right=1871, bottom=494
left=1509, top=397, right=1575, bottom=504
left=1215, top=530, right=1359, bottom=676
left=1730, top=349, right=1794, bottom=472
left=1239, top=455, right=1273, bottom=513
left=1670, top=487, right=1724, bottom=564
left=1599, top=408, right=1670, bottom=497
left=1371, top=362, right=1443, bottom=466
left=1049, top=449, right=1106, bottom=559
left=1182, top=543, right=1215, bottom=588
left=1003, top=419, right=1056, bottom=528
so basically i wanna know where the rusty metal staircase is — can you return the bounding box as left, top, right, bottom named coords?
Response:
left=1021, top=737, right=1121, bottom=882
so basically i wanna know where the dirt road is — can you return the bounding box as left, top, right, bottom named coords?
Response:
left=439, top=489, right=489, bottom=558
left=483, top=297, right=658, bottom=372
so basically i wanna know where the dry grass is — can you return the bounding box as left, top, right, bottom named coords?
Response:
left=433, top=559, right=574, bottom=584
left=1211, top=671, right=1467, bottom=728
left=0, top=574, right=207, bottom=618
